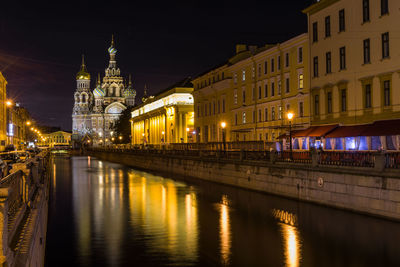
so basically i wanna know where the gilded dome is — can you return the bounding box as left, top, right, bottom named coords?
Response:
left=76, top=55, right=91, bottom=80
left=123, top=75, right=136, bottom=98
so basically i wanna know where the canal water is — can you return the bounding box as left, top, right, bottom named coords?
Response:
left=45, top=154, right=400, bottom=266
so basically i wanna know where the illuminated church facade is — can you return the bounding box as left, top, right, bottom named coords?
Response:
left=72, top=37, right=136, bottom=145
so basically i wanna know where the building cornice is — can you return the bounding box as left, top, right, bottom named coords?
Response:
left=302, top=0, right=340, bottom=15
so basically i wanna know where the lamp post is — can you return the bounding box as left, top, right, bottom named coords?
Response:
left=221, top=121, right=226, bottom=152
left=287, top=112, right=294, bottom=160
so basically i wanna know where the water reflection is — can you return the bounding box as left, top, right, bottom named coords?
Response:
left=219, top=194, right=231, bottom=265
left=46, top=155, right=400, bottom=267
left=279, top=223, right=301, bottom=267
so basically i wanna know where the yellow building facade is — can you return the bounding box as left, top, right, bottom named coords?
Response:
left=193, top=34, right=310, bottom=143
left=303, top=0, right=400, bottom=125
left=0, top=72, right=7, bottom=150
left=131, top=80, right=194, bottom=145
left=40, top=131, right=72, bottom=147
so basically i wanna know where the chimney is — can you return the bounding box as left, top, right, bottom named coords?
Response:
left=236, top=44, right=247, bottom=54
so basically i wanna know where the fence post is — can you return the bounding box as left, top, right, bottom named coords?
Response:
left=312, top=150, right=318, bottom=167
left=374, top=152, right=385, bottom=171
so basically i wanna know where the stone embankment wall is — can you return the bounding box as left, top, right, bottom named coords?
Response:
left=88, top=150, right=400, bottom=221
left=0, top=151, right=50, bottom=267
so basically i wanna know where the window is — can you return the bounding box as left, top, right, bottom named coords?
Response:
left=235, top=113, right=238, bottom=125
left=285, top=78, right=290, bottom=93
left=258, top=86, right=262, bottom=99
left=218, top=100, right=220, bottom=113
left=277, top=56, right=281, bottom=70
left=271, top=107, right=275, bottom=120
left=314, top=95, right=319, bottom=115
left=252, top=87, right=255, bottom=101
left=341, top=89, right=347, bottom=112
left=286, top=104, right=290, bottom=112
left=234, top=89, right=238, bottom=104
left=285, top=53, right=289, bottom=67
left=242, top=89, right=246, bottom=104
left=312, top=22, right=318, bottom=42
left=265, top=133, right=269, bottom=141
left=264, top=61, right=268, bottom=74
left=299, top=74, right=304, bottom=89
left=327, top=92, right=332, bottom=113
left=258, top=109, right=262, bottom=122
left=253, top=110, right=256, bottom=122
left=278, top=80, right=281, bottom=95
left=264, top=84, right=268, bottom=98
left=381, top=0, right=388, bottom=15
left=234, top=73, right=237, bottom=84
left=363, top=39, right=370, bottom=64
left=340, top=47, right=346, bottom=70
left=313, top=56, right=319, bottom=77
left=365, top=84, right=372, bottom=108
left=271, top=82, right=275, bottom=96
left=222, top=99, right=225, bottom=112
left=363, top=0, right=370, bottom=22
left=213, top=101, right=215, bottom=114
left=383, top=80, right=390, bottom=106
left=242, top=70, right=246, bottom=81
left=382, top=32, right=389, bottom=58
left=278, top=106, right=282, bottom=120
left=299, top=102, right=304, bottom=117
left=298, top=47, right=303, bottom=63
left=265, top=108, right=268, bottom=121
left=242, top=112, right=246, bottom=124
left=326, top=52, right=332, bottom=74
left=339, top=9, right=345, bottom=32
left=325, top=16, right=331, bottom=37
left=271, top=58, right=275, bottom=72
left=258, top=64, right=261, bottom=77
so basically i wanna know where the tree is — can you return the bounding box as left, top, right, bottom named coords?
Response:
left=112, top=108, right=132, bottom=144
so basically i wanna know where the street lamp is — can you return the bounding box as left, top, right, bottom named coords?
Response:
left=161, top=131, right=165, bottom=144
left=220, top=121, right=226, bottom=152
left=142, top=132, right=145, bottom=146
left=287, top=112, right=294, bottom=160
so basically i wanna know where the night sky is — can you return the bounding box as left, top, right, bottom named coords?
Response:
left=0, top=0, right=312, bottom=131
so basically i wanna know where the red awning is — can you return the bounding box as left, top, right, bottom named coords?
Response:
left=361, top=119, right=400, bottom=136
left=325, top=125, right=370, bottom=138
left=292, top=127, right=318, bottom=137
left=307, top=124, right=338, bottom=137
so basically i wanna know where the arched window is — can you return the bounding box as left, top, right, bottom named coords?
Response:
left=82, top=94, right=86, bottom=103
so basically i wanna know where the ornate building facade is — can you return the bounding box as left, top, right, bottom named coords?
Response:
left=72, top=37, right=136, bottom=145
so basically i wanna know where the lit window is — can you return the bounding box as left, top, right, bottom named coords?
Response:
left=242, top=112, right=246, bottom=124
left=299, top=74, right=304, bottom=89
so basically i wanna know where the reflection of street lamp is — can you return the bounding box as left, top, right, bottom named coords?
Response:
left=221, top=121, right=226, bottom=151
left=287, top=112, right=294, bottom=160
left=142, top=132, right=145, bottom=145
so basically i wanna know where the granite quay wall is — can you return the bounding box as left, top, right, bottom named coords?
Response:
left=0, top=151, right=50, bottom=267
left=87, top=148, right=400, bottom=221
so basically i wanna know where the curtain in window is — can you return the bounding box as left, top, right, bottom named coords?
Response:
left=380, top=136, right=386, bottom=150
left=386, top=136, right=396, bottom=150
left=301, top=138, right=308, bottom=150
left=293, top=138, right=299, bottom=149
left=371, top=136, right=381, bottom=150
left=335, top=138, right=343, bottom=150
left=330, top=138, right=335, bottom=150
left=359, top=136, right=368, bottom=150
left=325, top=138, right=332, bottom=149
left=355, top=137, right=361, bottom=150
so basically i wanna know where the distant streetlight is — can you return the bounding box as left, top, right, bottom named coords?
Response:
left=287, top=112, right=294, bottom=160
left=111, top=137, right=115, bottom=141
left=119, top=136, right=122, bottom=140
left=26, top=121, right=31, bottom=126
left=220, top=121, right=227, bottom=151
left=6, top=100, right=12, bottom=107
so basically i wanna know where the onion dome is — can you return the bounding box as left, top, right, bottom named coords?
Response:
left=108, top=34, right=117, bottom=55
left=76, top=55, right=91, bottom=80
left=123, top=75, right=136, bottom=98
left=93, top=74, right=105, bottom=97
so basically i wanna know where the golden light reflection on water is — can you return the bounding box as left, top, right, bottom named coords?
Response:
left=125, top=170, right=198, bottom=263
left=219, top=195, right=231, bottom=265
left=274, top=208, right=301, bottom=267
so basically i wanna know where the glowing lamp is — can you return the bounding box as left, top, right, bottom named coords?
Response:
left=221, top=121, right=226, bottom=129
left=287, top=112, right=294, bottom=120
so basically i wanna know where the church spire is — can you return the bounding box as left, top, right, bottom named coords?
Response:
left=76, top=54, right=90, bottom=80
left=129, top=74, right=132, bottom=86
left=97, top=73, right=101, bottom=85
left=111, top=34, right=115, bottom=48
left=143, top=84, right=148, bottom=98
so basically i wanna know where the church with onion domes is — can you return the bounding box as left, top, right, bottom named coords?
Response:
left=72, top=36, right=136, bottom=145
